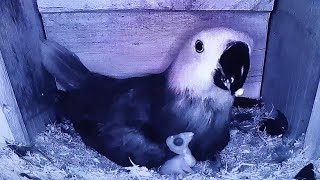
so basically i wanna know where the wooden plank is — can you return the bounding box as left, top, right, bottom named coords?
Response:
left=261, top=0, right=320, bottom=140
left=304, top=80, right=320, bottom=159
left=41, top=11, right=269, bottom=98
left=0, top=108, right=14, bottom=144
left=0, top=0, right=57, bottom=142
left=0, top=52, right=26, bottom=144
left=37, top=0, right=275, bottom=12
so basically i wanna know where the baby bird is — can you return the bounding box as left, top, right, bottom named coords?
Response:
left=159, top=132, right=196, bottom=175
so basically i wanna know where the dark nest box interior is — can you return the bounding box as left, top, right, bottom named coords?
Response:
left=0, top=0, right=320, bottom=179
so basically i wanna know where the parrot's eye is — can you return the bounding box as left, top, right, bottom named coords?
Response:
left=195, top=40, right=204, bottom=53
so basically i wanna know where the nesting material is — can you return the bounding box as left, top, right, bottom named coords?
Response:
left=0, top=106, right=319, bottom=180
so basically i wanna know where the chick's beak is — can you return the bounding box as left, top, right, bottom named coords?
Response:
left=186, top=132, right=194, bottom=137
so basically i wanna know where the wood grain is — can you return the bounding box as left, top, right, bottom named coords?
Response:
left=37, top=0, right=275, bottom=12
left=41, top=11, right=269, bottom=98
left=304, top=80, right=320, bottom=159
left=261, top=0, right=320, bottom=140
left=0, top=0, right=57, bottom=142
left=0, top=52, right=27, bottom=144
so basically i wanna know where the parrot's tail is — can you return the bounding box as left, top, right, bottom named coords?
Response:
left=41, top=39, right=92, bottom=91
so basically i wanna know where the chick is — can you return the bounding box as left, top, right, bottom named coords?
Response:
left=159, top=132, right=196, bottom=175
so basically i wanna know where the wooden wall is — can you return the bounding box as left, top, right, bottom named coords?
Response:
left=262, top=0, right=320, bottom=141
left=305, top=80, right=320, bottom=159
left=0, top=0, right=57, bottom=143
left=37, top=0, right=275, bottom=11
left=0, top=52, right=20, bottom=144
left=37, top=0, right=274, bottom=99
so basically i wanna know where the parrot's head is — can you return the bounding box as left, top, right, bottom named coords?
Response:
left=167, top=28, right=252, bottom=101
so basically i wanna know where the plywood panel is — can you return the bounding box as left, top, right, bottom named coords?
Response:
left=0, top=0, right=57, bottom=142
left=0, top=108, right=14, bottom=144
left=41, top=11, right=269, bottom=98
left=262, top=0, right=320, bottom=139
left=0, top=52, right=26, bottom=144
left=304, top=80, right=320, bottom=159
left=37, top=0, right=275, bottom=12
